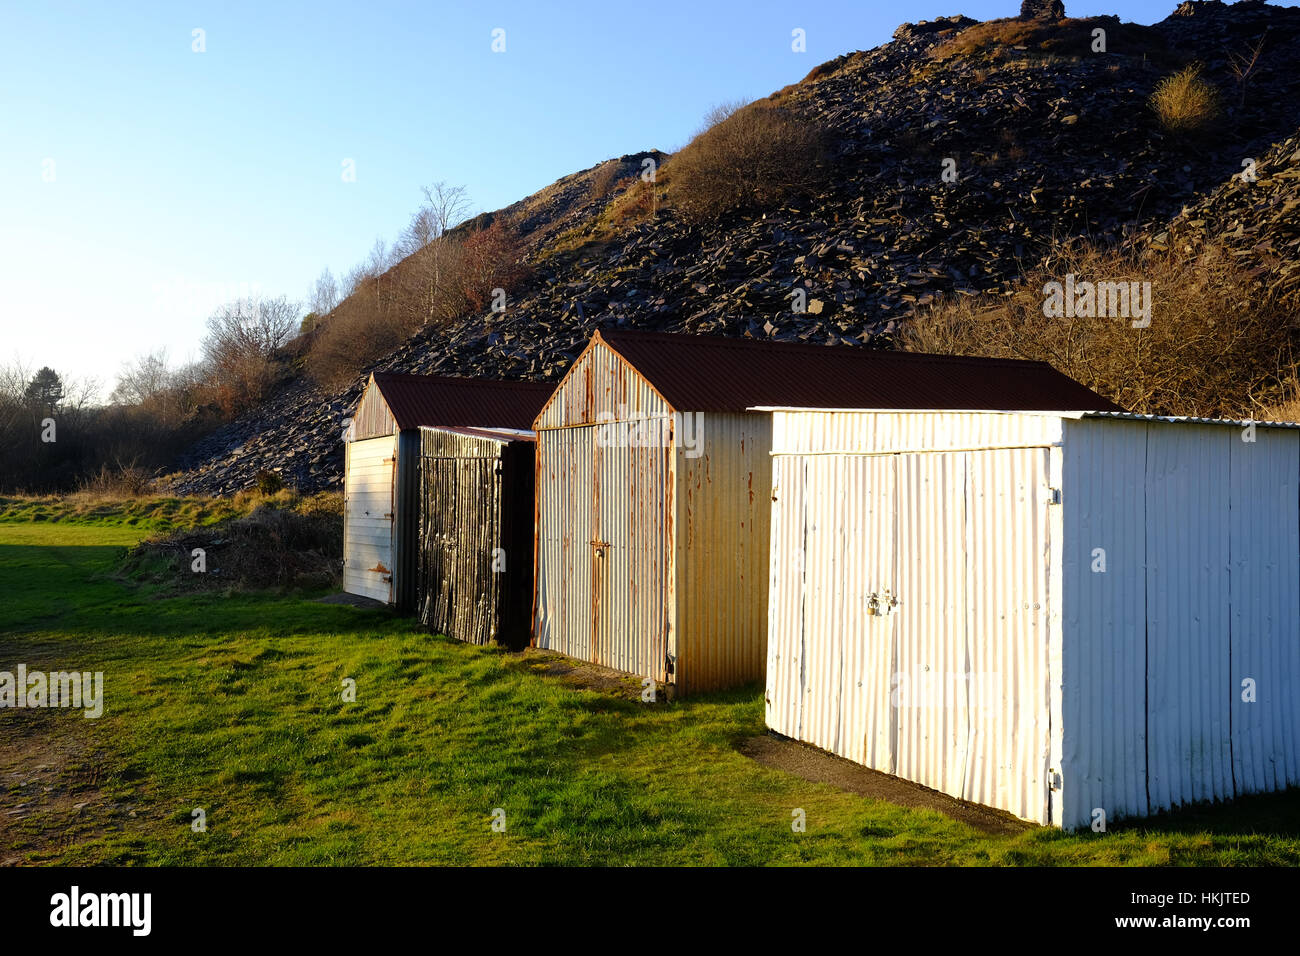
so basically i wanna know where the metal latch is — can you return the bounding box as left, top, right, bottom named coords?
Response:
left=868, top=591, right=899, bottom=616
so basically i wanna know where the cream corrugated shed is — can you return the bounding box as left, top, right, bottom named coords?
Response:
left=757, top=407, right=1300, bottom=828
left=531, top=331, right=1116, bottom=695
left=342, top=372, right=549, bottom=610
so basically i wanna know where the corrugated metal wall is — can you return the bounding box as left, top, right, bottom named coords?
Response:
left=534, top=424, right=673, bottom=682
left=768, top=409, right=1300, bottom=828
left=535, top=340, right=670, bottom=429
left=534, top=342, right=774, bottom=693
left=1229, top=427, right=1300, bottom=795
left=766, top=414, right=1054, bottom=824
left=675, top=412, right=773, bottom=694
left=343, top=434, right=396, bottom=602
left=1060, top=418, right=1300, bottom=829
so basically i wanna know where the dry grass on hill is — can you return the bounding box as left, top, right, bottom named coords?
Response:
left=905, top=239, right=1298, bottom=419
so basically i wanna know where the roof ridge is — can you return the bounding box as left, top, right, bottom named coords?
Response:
left=373, top=371, right=551, bottom=389
left=597, top=329, right=1051, bottom=369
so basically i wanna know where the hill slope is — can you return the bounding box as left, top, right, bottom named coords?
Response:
left=169, top=1, right=1300, bottom=495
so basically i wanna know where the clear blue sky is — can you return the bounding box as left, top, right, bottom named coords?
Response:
left=0, top=0, right=1195, bottom=395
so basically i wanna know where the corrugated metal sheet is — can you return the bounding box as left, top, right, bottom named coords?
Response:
left=766, top=416, right=1053, bottom=824
left=675, top=412, right=771, bottom=694
left=418, top=427, right=534, bottom=647
left=594, top=329, right=1120, bottom=413
left=1230, top=428, right=1300, bottom=795
left=536, top=339, right=774, bottom=693
left=1060, top=417, right=1300, bottom=828
left=1058, top=418, right=1149, bottom=828
left=535, top=427, right=597, bottom=662
left=534, top=421, right=672, bottom=677
left=534, top=339, right=672, bottom=429
left=768, top=409, right=1064, bottom=456
left=768, top=409, right=1300, bottom=828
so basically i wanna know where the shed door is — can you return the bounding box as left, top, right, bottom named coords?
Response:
left=344, top=435, right=396, bottom=603
left=891, top=447, right=1054, bottom=825
left=592, top=432, right=671, bottom=682
left=420, top=454, right=500, bottom=645
left=794, top=454, right=896, bottom=768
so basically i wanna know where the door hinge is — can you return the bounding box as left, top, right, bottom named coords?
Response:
left=1048, top=768, right=1062, bottom=791
left=1048, top=487, right=1061, bottom=505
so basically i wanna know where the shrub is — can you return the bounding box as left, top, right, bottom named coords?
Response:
left=459, top=220, right=529, bottom=312
left=1150, top=64, right=1222, bottom=135
left=254, top=469, right=285, bottom=495
left=76, top=463, right=154, bottom=500
left=668, top=102, right=826, bottom=223
left=590, top=162, right=619, bottom=200
left=904, top=239, right=1297, bottom=418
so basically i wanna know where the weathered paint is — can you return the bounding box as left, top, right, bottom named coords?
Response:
left=343, top=434, right=396, bottom=603
left=417, top=427, right=534, bottom=647
left=534, top=340, right=771, bottom=694
left=674, top=412, right=772, bottom=694
left=350, top=378, right=398, bottom=441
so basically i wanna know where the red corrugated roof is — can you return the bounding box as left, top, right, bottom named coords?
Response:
left=596, top=329, right=1123, bottom=413
left=371, top=372, right=552, bottom=431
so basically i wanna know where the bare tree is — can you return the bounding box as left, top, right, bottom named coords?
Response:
left=110, top=349, right=172, bottom=406
left=397, top=182, right=471, bottom=256
left=309, top=268, right=340, bottom=316
left=419, top=181, right=471, bottom=241
left=202, top=295, right=299, bottom=413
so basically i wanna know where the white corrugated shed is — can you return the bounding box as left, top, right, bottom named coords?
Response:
left=759, top=407, right=1300, bottom=828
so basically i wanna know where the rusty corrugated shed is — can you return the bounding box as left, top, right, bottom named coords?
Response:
left=596, top=329, right=1121, bottom=414
left=370, top=372, right=552, bottom=432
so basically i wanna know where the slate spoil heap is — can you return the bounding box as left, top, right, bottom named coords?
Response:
left=167, top=1, right=1300, bottom=496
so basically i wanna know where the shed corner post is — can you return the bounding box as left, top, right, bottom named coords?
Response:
left=1047, top=437, right=1068, bottom=828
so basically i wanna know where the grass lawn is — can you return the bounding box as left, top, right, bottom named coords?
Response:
left=2, top=500, right=1298, bottom=865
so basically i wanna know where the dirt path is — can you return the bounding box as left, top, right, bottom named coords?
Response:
left=738, top=733, right=1032, bottom=835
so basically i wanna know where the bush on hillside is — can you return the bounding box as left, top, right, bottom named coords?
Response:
left=904, top=239, right=1297, bottom=418
left=1150, top=64, right=1223, bottom=135
left=668, top=102, right=826, bottom=223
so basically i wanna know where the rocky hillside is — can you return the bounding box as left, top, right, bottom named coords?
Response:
left=168, top=0, right=1300, bottom=496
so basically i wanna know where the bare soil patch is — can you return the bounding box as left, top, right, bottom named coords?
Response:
left=738, top=733, right=1032, bottom=835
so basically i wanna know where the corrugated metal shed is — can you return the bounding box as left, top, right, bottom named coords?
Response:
left=534, top=330, right=1117, bottom=696
left=418, top=426, right=535, bottom=647
left=343, top=372, right=550, bottom=611
left=762, top=408, right=1300, bottom=828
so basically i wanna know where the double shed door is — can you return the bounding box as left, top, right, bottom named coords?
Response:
left=771, top=447, right=1054, bottom=824
left=537, top=426, right=671, bottom=682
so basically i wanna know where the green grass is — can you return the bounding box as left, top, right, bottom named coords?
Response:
left=2, top=503, right=1298, bottom=865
